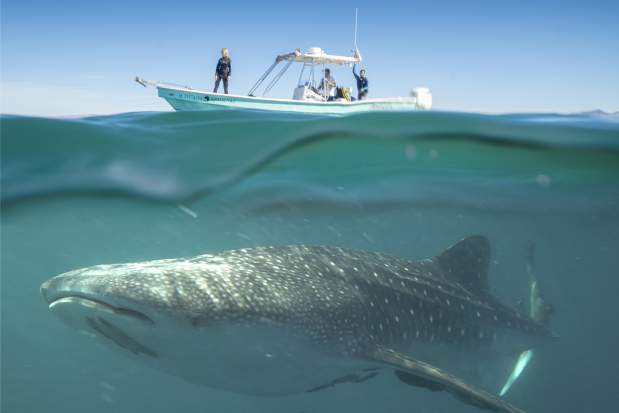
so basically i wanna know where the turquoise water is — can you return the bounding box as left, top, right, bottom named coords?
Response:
left=2, top=110, right=619, bottom=412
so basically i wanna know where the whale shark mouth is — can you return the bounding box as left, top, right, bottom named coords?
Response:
left=48, top=295, right=155, bottom=325
left=48, top=296, right=159, bottom=358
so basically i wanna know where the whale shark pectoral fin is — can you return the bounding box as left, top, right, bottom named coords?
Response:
left=395, top=369, right=446, bottom=391
left=367, top=346, right=525, bottom=413
left=306, top=368, right=380, bottom=393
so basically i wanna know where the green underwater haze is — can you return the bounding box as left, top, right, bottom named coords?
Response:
left=2, top=110, right=619, bottom=412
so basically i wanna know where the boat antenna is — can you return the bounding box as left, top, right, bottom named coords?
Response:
left=353, top=8, right=359, bottom=51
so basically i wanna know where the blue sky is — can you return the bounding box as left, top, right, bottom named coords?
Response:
left=1, top=0, right=618, bottom=115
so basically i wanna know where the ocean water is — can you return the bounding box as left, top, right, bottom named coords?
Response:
left=2, top=110, right=618, bottom=413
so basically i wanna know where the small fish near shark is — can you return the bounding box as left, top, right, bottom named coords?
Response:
left=41, top=236, right=554, bottom=413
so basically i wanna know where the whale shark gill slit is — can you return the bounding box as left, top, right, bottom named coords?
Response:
left=85, top=316, right=159, bottom=358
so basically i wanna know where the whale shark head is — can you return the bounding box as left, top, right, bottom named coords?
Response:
left=41, top=258, right=258, bottom=384
left=40, top=259, right=215, bottom=359
left=44, top=258, right=226, bottom=319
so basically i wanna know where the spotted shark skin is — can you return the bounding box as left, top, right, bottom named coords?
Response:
left=41, top=236, right=551, bottom=413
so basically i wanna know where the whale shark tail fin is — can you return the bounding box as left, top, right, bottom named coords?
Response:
left=526, top=243, right=555, bottom=327
left=499, top=242, right=555, bottom=397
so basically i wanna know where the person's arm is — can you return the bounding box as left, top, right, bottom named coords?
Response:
left=353, top=64, right=359, bottom=80
left=228, top=59, right=231, bottom=77
left=215, top=59, right=221, bottom=76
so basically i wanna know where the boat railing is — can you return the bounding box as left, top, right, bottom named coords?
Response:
left=135, top=77, right=193, bottom=90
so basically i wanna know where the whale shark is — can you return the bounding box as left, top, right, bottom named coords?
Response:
left=41, top=236, right=553, bottom=413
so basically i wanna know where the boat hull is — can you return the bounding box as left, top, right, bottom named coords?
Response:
left=158, top=86, right=420, bottom=115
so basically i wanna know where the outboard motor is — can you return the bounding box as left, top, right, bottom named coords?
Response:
left=412, top=87, right=432, bottom=110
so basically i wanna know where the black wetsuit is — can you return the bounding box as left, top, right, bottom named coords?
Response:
left=353, top=64, right=368, bottom=100
left=214, top=57, right=231, bottom=94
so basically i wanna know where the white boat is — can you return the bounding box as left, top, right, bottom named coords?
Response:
left=136, top=13, right=431, bottom=115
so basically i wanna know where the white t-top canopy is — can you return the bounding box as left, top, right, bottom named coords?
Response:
left=276, top=47, right=361, bottom=65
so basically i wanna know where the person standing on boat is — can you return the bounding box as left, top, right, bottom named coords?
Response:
left=317, top=68, right=337, bottom=101
left=214, top=48, right=232, bottom=94
left=353, top=64, right=368, bottom=100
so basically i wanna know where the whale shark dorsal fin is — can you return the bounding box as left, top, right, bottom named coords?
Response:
left=367, top=346, right=525, bottom=413
left=435, top=235, right=490, bottom=294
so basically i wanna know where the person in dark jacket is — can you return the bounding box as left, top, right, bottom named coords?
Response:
left=352, top=64, right=368, bottom=100
left=214, top=48, right=231, bottom=94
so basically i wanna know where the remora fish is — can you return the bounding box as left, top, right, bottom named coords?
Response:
left=41, top=236, right=552, bottom=413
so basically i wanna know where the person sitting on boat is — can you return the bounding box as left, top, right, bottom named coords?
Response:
left=353, top=64, right=368, bottom=100
left=213, top=48, right=232, bottom=94
left=317, top=68, right=337, bottom=101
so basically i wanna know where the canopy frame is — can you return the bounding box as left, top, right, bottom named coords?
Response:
left=247, top=48, right=361, bottom=98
